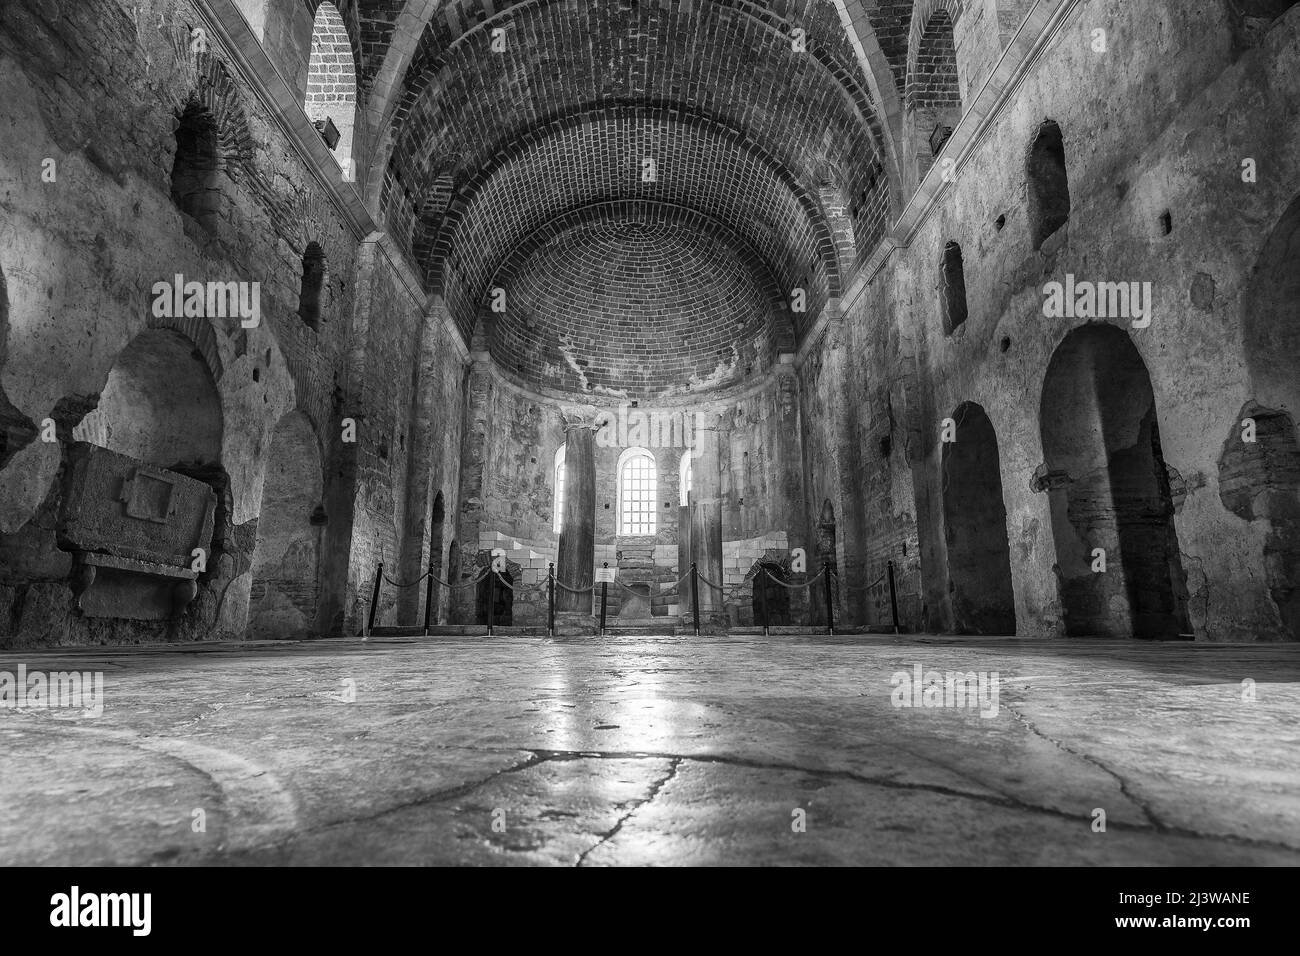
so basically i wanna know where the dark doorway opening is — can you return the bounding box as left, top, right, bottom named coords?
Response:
left=477, top=567, right=513, bottom=625
left=1040, top=324, right=1190, bottom=638
left=942, top=402, right=1016, bottom=634
left=426, top=492, right=445, bottom=624
left=753, top=562, right=792, bottom=626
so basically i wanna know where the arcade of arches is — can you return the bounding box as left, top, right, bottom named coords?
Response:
left=1, top=0, right=1299, bottom=649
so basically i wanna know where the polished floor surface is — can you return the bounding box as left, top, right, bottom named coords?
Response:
left=1, top=634, right=1297, bottom=865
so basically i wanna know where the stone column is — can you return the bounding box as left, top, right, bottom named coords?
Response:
left=689, top=412, right=727, bottom=631
left=556, top=406, right=600, bottom=628
left=677, top=500, right=692, bottom=624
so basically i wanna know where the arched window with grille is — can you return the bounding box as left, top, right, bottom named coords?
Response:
left=618, top=447, right=657, bottom=536
left=553, top=444, right=566, bottom=534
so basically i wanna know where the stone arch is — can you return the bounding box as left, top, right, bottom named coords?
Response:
left=1234, top=192, right=1300, bottom=639
left=170, top=52, right=255, bottom=176
left=143, top=312, right=224, bottom=385
left=73, top=328, right=222, bottom=469
left=305, top=1, right=358, bottom=172
left=905, top=0, right=963, bottom=186
left=247, top=411, right=324, bottom=639
left=70, top=328, right=230, bottom=615
left=941, top=402, right=1015, bottom=634
left=171, top=102, right=221, bottom=228
left=1039, top=324, right=1189, bottom=638
left=168, top=53, right=254, bottom=230
left=1027, top=119, right=1071, bottom=250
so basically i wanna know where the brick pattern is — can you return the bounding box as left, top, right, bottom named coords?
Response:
left=309, top=0, right=365, bottom=80
left=306, top=2, right=357, bottom=106
left=401, top=107, right=865, bottom=344
left=376, top=0, right=892, bottom=343
left=488, top=203, right=788, bottom=398
left=904, top=3, right=962, bottom=182
left=906, top=9, right=960, bottom=111
left=864, top=0, right=918, bottom=92
left=357, top=0, right=404, bottom=86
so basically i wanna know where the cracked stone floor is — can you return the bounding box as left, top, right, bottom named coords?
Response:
left=1, top=634, right=1298, bottom=866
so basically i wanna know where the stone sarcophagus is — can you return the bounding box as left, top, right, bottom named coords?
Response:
left=57, top=443, right=217, bottom=620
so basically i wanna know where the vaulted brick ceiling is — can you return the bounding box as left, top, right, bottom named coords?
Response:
left=356, top=0, right=916, bottom=385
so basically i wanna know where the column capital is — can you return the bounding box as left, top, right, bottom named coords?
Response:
left=559, top=404, right=605, bottom=431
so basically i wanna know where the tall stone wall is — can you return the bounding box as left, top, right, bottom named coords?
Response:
left=0, top=0, right=455, bottom=645
left=800, top=0, right=1300, bottom=639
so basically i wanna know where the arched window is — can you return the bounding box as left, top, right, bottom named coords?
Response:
left=305, top=2, right=357, bottom=173
left=298, top=242, right=326, bottom=329
left=679, top=449, right=693, bottom=506
left=171, top=102, right=220, bottom=227
left=1027, top=119, right=1070, bottom=249
left=618, top=447, right=656, bottom=536
left=905, top=5, right=962, bottom=185
left=553, top=444, right=566, bottom=534
left=940, top=241, right=968, bottom=335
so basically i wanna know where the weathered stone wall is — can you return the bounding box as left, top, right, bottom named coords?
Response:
left=801, top=0, right=1300, bottom=639
left=0, top=0, right=450, bottom=645
left=453, top=369, right=806, bottom=627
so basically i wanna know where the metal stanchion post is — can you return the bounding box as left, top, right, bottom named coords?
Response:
left=599, top=562, right=609, bottom=635
left=486, top=567, right=495, bottom=636
left=824, top=561, right=834, bottom=636
left=757, top=569, right=769, bottom=637
left=367, top=562, right=383, bottom=636
left=423, top=559, right=435, bottom=635
left=548, top=562, right=555, bottom=637
left=887, top=559, right=900, bottom=634
left=690, top=562, right=700, bottom=637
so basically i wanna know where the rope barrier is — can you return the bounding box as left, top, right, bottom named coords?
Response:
left=447, top=568, right=491, bottom=590
left=554, top=579, right=598, bottom=594
left=756, top=567, right=826, bottom=589
left=381, top=567, right=432, bottom=589
left=695, top=569, right=725, bottom=591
